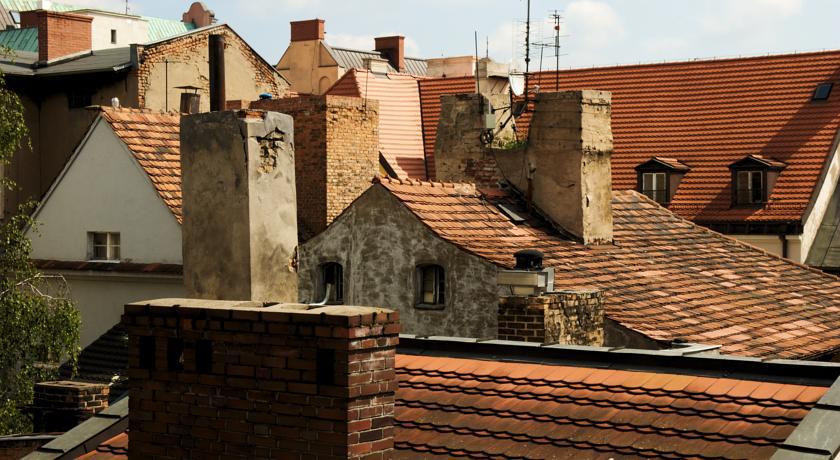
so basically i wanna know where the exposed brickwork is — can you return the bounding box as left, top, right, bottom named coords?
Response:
left=434, top=94, right=503, bottom=188
left=498, top=290, right=604, bottom=345
left=251, top=95, right=379, bottom=238
left=290, top=19, right=325, bottom=42
left=20, top=10, right=92, bottom=62
left=134, top=26, right=287, bottom=109
left=32, top=381, right=110, bottom=432
left=125, top=300, right=399, bottom=459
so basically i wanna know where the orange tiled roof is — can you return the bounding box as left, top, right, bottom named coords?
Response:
left=518, top=50, right=840, bottom=223
left=79, top=354, right=828, bottom=459
left=77, top=432, right=127, bottom=459
left=394, top=354, right=825, bottom=459
left=417, top=76, right=476, bottom=180
left=327, top=69, right=427, bottom=179
left=376, top=176, right=840, bottom=359
left=99, top=107, right=182, bottom=223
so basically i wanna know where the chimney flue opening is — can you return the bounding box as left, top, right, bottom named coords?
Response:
left=514, top=249, right=544, bottom=271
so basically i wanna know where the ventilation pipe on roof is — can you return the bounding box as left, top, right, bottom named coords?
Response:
left=209, top=34, right=225, bottom=112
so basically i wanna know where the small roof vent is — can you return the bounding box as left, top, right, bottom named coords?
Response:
left=514, top=249, right=543, bottom=271
left=813, top=82, right=833, bottom=102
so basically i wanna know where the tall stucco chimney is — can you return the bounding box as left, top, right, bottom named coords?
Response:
left=290, top=18, right=324, bottom=42
left=20, top=10, right=92, bottom=62
left=374, top=35, right=405, bottom=72
left=180, top=110, right=298, bottom=302
left=124, top=299, right=399, bottom=459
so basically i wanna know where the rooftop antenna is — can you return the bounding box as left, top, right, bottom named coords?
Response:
left=125, top=0, right=128, bottom=15
left=523, top=0, right=531, bottom=107
left=486, top=36, right=489, bottom=59
left=551, top=9, right=561, bottom=90
left=474, top=30, right=482, bottom=111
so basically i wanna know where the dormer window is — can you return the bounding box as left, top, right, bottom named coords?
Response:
left=729, top=155, right=786, bottom=207
left=635, top=157, right=690, bottom=205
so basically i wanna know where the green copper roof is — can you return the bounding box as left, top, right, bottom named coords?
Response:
left=0, top=0, right=195, bottom=48
left=0, top=26, right=36, bottom=53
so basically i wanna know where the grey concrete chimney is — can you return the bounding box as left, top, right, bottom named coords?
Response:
left=180, top=110, right=298, bottom=302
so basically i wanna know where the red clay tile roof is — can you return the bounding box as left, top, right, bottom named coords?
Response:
left=327, top=69, right=427, bottom=179
left=375, top=176, right=840, bottom=359
left=641, top=156, right=692, bottom=172
left=99, top=107, right=182, bottom=223
left=518, top=50, right=840, bottom=224
left=418, top=76, right=476, bottom=180
left=80, top=355, right=828, bottom=459
left=76, top=432, right=128, bottom=459
left=394, top=354, right=825, bottom=459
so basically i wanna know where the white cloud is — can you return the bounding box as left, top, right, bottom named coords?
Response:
left=59, top=0, right=135, bottom=13
left=326, top=33, right=420, bottom=57
left=565, top=0, right=625, bottom=49
left=642, top=36, right=688, bottom=55
left=699, top=0, right=803, bottom=35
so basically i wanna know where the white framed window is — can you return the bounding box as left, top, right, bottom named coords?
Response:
left=87, top=232, right=120, bottom=261
left=641, top=172, right=668, bottom=204
left=416, top=264, right=445, bottom=307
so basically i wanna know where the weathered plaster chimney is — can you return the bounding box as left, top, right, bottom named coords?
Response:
left=20, top=10, right=92, bottom=62
left=181, top=110, right=298, bottom=302
left=290, top=18, right=325, bottom=42
left=125, top=298, right=399, bottom=459
left=374, top=35, right=405, bottom=73
left=181, top=1, right=215, bottom=28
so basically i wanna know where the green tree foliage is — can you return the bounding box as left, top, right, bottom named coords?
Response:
left=0, top=60, right=80, bottom=435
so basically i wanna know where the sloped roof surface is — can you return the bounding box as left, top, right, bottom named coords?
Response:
left=328, top=69, right=427, bottom=178
left=519, top=51, right=840, bottom=224
left=0, top=27, right=36, bottom=52
left=327, top=45, right=427, bottom=76
left=394, top=354, right=825, bottom=459
left=99, top=107, right=182, bottom=222
left=376, top=176, right=840, bottom=359
left=77, top=432, right=128, bottom=459
left=417, top=76, right=476, bottom=180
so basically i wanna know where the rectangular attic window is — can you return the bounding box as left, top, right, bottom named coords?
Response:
left=813, top=83, right=833, bottom=101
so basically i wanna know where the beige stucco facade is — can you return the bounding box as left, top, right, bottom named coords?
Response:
left=276, top=39, right=343, bottom=95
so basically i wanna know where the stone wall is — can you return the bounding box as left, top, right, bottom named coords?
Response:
left=125, top=299, right=398, bottom=460
left=251, top=95, right=379, bottom=238
left=498, top=290, right=604, bottom=345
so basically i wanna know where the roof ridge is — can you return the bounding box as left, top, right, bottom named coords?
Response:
left=373, top=174, right=477, bottom=191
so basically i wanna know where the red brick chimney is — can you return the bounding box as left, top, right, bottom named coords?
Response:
left=31, top=381, right=110, bottom=433
left=290, top=18, right=325, bottom=42
left=20, top=10, right=92, bottom=62
left=374, top=36, right=405, bottom=72
left=125, top=299, right=399, bottom=459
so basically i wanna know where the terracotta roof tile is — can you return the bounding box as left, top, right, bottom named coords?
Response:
left=327, top=69, right=427, bottom=179
left=392, top=354, right=826, bottom=459
left=99, top=107, right=182, bottom=223
left=517, top=50, right=840, bottom=223
left=417, top=76, right=477, bottom=180
left=76, top=431, right=128, bottom=459
left=375, top=176, right=840, bottom=359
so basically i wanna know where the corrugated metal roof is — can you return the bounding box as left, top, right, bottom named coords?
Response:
left=0, top=26, right=36, bottom=52
left=0, top=2, right=15, bottom=29
left=327, top=44, right=426, bottom=76
left=0, top=0, right=75, bottom=12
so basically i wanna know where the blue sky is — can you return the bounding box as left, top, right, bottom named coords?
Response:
left=80, top=0, right=840, bottom=69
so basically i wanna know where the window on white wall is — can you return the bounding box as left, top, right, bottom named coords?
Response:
left=110, top=29, right=117, bottom=44
left=88, top=232, right=120, bottom=261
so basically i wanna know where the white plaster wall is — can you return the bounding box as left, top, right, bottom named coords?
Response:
left=55, top=271, right=186, bottom=348
left=27, top=120, right=183, bottom=264
left=85, top=12, right=149, bottom=49
left=729, top=234, right=802, bottom=262
left=802, top=142, right=840, bottom=262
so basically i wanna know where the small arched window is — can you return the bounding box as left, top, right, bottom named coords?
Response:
left=319, top=262, right=344, bottom=304
left=416, top=264, right=445, bottom=307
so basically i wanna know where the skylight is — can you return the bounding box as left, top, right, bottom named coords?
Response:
left=813, top=83, right=833, bottom=101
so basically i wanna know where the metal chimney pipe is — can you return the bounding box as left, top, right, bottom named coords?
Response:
left=209, top=34, right=225, bottom=112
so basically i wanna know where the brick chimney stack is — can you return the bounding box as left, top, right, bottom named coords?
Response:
left=180, top=110, right=299, bottom=302
left=20, top=10, right=92, bottom=62
left=31, top=381, right=110, bottom=433
left=374, top=36, right=405, bottom=73
left=125, top=298, right=399, bottom=459
left=290, top=18, right=325, bottom=42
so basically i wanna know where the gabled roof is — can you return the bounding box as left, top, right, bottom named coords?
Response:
left=99, top=107, right=182, bottom=222
left=324, top=43, right=427, bottom=76
left=417, top=76, right=476, bottom=180
left=636, top=156, right=691, bottom=172
left=327, top=69, right=426, bottom=178
left=375, top=176, right=840, bottom=359
left=730, top=154, right=787, bottom=170
left=519, top=50, right=840, bottom=224
left=0, top=47, right=131, bottom=76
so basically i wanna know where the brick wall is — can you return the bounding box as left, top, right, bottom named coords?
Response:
left=498, top=290, right=604, bottom=345
left=251, top=95, right=379, bottom=238
left=125, top=299, right=399, bottom=459
left=20, top=10, right=92, bottom=62
left=31, top=381, right=110, bottom=432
